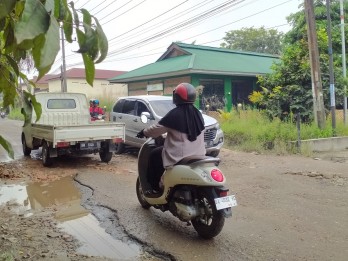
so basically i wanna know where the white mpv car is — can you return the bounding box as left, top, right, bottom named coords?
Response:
left=110, top=95, right=224, bottom=157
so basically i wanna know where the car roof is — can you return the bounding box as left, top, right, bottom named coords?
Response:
left=117, top=95, right=171, bottom=102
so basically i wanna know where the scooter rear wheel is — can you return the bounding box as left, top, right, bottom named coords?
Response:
left=136, top=177, right=151, bottom=209
left=192, top=189, right=225, bottom=239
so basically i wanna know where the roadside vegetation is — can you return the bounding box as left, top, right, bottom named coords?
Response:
left=218, top=108, right=348, bottom=155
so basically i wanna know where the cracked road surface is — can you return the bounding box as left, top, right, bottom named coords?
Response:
left=1, top=118, right=348, bottom=260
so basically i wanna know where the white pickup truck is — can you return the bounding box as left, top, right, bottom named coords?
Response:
left=21, top=92, right=125, bottom=167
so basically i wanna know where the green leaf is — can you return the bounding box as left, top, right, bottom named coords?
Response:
left=63, top=8, right=73, bottom=42
left=52, top=0, right=68, bottom=21
left=94, top=17, right=108, bottom=63
left=4, top=54, right=19, bottom=76
left=22, top=90, right=42, bottom=123
left=33, top=13, right=60, bottom=79
left=70, top=1, right=79, bottom=28
left=82, top=53, right=95, bottom=86
left=45, top=0, right=54, bottom=13
left=84, top=25, right=98, bottom=60
left=14, top=0, right=50, bottom=44
left=81, top=8, right=92, bottom=27
left=75, top=28, right=88, bottom=53
left=0, top=0, right=16, bottom=20
left=0, top=135, right=14, bottom=159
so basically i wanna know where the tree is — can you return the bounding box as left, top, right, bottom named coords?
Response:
left=0, top=0, right=108, bottom=158
left=249, top=0, right=348, bottom=123
left=220, top=26, right=284, bottom=55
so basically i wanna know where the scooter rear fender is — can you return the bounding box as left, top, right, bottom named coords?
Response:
left=144, top=164, right=227, bottom=205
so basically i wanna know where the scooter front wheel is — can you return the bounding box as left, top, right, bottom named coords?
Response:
left=192, top=189, right=225, bottom=239
left=136, top=177, right=151, bottom=209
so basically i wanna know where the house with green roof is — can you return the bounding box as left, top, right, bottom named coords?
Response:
left=109, top=42, right=279, bottom=111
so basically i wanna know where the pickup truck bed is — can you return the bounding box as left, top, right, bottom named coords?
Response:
left=31, top=123, right=125, bottom=146
left=21, top=92, right=126, bottom=167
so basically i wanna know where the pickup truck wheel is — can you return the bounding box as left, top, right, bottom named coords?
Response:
left=42, top=142, right=53, bottom=167
left=100, top=151, right=113, bottom=163
left=22, top=135, right=31, bottom=156
left=114, top=142, right=125, bottom=154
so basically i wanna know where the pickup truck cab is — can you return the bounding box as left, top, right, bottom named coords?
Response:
left=21, top=92, right=125, bottom=167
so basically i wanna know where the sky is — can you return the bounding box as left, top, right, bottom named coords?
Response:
left=47, top=0, right=303, bottom=76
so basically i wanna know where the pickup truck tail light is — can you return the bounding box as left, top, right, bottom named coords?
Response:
left=113, top=138, right=123, bottom=143
left=57, top=142, right=70, bottom=148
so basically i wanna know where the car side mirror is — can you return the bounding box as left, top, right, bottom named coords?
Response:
left=140, top=112, right=150, bottom=123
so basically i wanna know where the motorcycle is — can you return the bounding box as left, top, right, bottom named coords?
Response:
left=136, top=123, right=237, bottom=239
left=0, top=111, right=5, bottom=119
left=90, top=113, right=105, bottom=122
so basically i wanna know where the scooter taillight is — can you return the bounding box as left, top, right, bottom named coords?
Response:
left=211, top=169, right=224, bottom=182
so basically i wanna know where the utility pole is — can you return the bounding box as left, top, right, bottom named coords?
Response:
left=60, top=26, right=67, bottom=92
left=304, top=0, right=326, bottom=129
left=326, top=0, right=336, bottom=135
left=340, top=0, right=347, bottom=125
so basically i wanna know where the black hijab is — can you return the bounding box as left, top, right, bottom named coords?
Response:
left=159, top=104, right=205, bottom=141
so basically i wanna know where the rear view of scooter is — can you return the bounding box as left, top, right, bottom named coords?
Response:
left=136, top=136, right=237, bottom=239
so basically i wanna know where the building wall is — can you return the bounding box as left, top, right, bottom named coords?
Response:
left=48, top=78, right=127, bottom=102
left=128, top=76, right=191, bottom=96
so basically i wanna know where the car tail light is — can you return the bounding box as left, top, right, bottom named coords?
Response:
left=57, top=142, right=70, bottom=148
left=211, top=169, right=224, bottom=182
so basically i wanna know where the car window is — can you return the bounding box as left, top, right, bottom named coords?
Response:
left=113, top=99, right=125, bottom=113
left=149, top=100, right=175, bottom=117
left=122, top=100, right=136, bottom=115
left=135, top=101, right=150, bottom=117
left=47, top=99, right=76, bottom=109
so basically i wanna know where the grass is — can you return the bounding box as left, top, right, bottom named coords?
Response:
left=7, top=107, right=24, bottom=121
left=218, top=109, right=348, bottom=155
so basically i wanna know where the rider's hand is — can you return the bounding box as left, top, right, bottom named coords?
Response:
left=136, top=129, right=145, bottom=138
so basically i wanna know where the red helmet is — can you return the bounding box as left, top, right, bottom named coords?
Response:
left=173, top=83, right=196, bottom=105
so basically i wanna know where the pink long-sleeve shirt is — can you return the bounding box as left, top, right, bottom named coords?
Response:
left=144, top=123, right=206, bottom=168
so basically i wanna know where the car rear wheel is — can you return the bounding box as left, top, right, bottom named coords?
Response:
left=207, top=151, right=219, bottom=157
left=114, top=142, right=125, bottom=154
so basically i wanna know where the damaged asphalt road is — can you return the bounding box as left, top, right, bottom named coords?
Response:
left=1, top=118, right=348, bottom=261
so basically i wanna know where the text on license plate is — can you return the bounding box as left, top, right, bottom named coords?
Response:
left=214, top=195, right=237, bottom=210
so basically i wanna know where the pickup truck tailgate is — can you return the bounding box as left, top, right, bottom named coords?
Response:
left=32, top=122, right=125, bottom=145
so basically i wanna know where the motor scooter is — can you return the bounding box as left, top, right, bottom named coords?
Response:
left=0, top=107, right=5, bottom=119
left=136, top=116, right=237, bottom=239
left=90, top=113, right=105, bottom=122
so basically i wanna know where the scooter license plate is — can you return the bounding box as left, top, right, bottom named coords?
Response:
left=214, top=195, right=237, bottom=210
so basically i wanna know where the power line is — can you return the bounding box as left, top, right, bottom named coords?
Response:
left=180, top=0, right=293, bottom=43
left=108, top=0, right=214, bottom=45
left=107, top=0, right=244, bottom=56
left=98, top=0, right=136, bottom=22
left=107, top=0, right=189, bottom=41
left=102, top=0, right=148, bottom=25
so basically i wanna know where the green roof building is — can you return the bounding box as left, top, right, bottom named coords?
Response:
left=109, top=42, right=279, bottom=111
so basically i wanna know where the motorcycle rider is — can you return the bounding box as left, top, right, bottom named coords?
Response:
left=90, top=99, right=104, bottom=120
left=137, top=83, right=206, bottom=195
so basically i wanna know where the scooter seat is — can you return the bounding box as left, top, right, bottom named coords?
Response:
left=176, top=155, right=214, bottom=165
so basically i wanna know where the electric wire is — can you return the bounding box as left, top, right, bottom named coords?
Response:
left=98, top=0, right=136, bottom=22
left=52, top=0, right=297, bottom=72
left=106, top=0, right=244, bottom=56
left=180, top=0, right=293, bottom=42
left=108, top=0, right=214, bottom=44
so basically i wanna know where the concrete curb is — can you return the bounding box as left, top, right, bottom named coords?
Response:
left=290, top=136, right=348, bottom=152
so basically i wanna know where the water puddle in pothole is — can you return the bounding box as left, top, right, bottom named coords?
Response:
left=0, top=176, right=145, bottom=260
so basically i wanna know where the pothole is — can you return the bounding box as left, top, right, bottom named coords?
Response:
left=283, top=171, right=347, bottom=186
left=0, top=176, right=173, bottom=260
